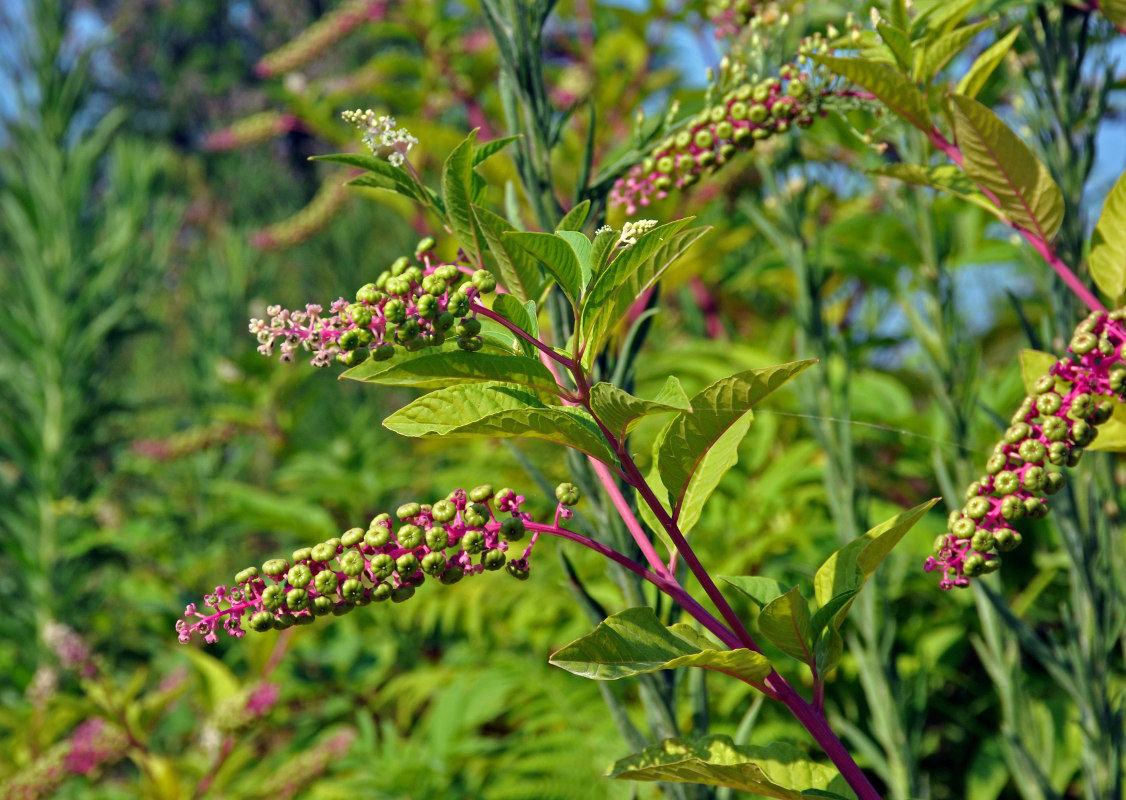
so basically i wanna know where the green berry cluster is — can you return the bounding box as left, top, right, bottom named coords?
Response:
left=250, top=237, right=498, bottom=366
left=177, top=484, right=575, bottom=643
left=927, top=309, right=1126, bottom=589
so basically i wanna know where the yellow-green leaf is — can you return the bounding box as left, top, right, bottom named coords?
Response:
left=949, top=93, right=1065, bottom=241
left=956, top=26, right=1021, bottom=98
left=1089, top=169, right=1126, bottom=300
left=812, top=55, right=931, bottom=132
left=1018, top=348, right=1057, bottom=393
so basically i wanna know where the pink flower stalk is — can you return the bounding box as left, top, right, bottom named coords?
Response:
left=250, top=244, right=494, bottom=366
left=203, top=112, right=300, bottom=151
left=927, top=310, right=1126, bottom=589
left=63, top=719, right=129, bottom=776
left=610, top=71, right=816, bottom=213
left=178, top=487, right=550, bottom=643
left=250, top=179, right=350, bottom=251
left=254, top=0, right=389, bottom=78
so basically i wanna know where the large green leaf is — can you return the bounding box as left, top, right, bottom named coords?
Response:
left=383, top=381, right=616, bottom=463
left=955, top=26, right=1021, bottom=98
left=548, top=607, right=771, bottom=683
left=505, top=230, right=584, bottom=312
left=581, top=222, right=710, bottom=369
left=343, top=347, right=560, bottom=395
left=316, top=153, right=432, bottom=207
left=876, top=23, right=912, bottom=70
left=813, top=500, right=938, bottom=633
left=659, top=362, right=815, bottom=522
left=556, top=199, right=592, bottom=231
left=1098, top=0, right=1126, bottom=28
left=441, top=130, right=485, bottom=266
left=472, top=134, right=521, bottom=166
left=949, top=93, right=1064, bottom=241
left=589, top=377, right=690, bottom=441
left=557, top=230, right=594, bottom=289
left=607, top=736, right=854, bottom=799
left=871, top=163, right=1006, bottom=222
left=812, top=55, right=931, bottom=132
left=721, top=576, right=789, bottom=608
left=1018, top=348, right=1056, bottom=393
left=590, top=227, right=620, bottom=277
left=473, top=205, right=547, bottom=302
left=758, top=587, right=815, bottom=666
left=491, top=293, right=540, bottom=358
left=917, top=19, right=995, bottom=84
left=1089, top=169, right=1126, bottom=299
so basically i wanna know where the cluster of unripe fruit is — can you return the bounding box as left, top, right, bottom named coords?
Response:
left=926, top=310, right=1126, bottom=589
left=249, top=237, right=498, bottom=367
left=178, top=484, right=581, bottom=643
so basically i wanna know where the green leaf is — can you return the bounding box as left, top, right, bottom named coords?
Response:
left=590, top=227, right=619, bottom=276
left=871, top=163, right=1007, bottom=222
left=813, top=500, right=939, bottom=632
left=720, top=576, right=790, bottom=608
left=918, top=19, right=995, bottom=84
left=557, top=230, right=594, bottom=290
left=607, top=736, right=854, bottom=799
left=548, top=607, right=772, bottom=683
left=1088, top=402, right=1126, bottom=453
left=473, top=205, right=547, bottom=303
left=383, top=381, right=616, bottom=463
left=473, top=134, right=521, bottom=166
left=343, top=347, right=559, bottom=395
left=556, top=199, right=592, bottom=231
left=659, top=362, right=815, bottom=520
left=589, top=377, right=691, bottom=441
left=758, top=587, right=815, bottom=666
left=876, top=24, right=913, bottom=70
left=811, top=55, right=931, bottom=132
left=182, top=649, right=241, bottom=710
left=1018, top=348, right=1057, bottom=393
left=316, top=152, right=427, bottom=203
left=949, top=93, right=1065, bottom=241
left=492, top=293, right=540, bottom=357
left=442, top=130, right=485, bottom=266
left=579, top=220, right=708, bottom=369
left=1089, top=169, right=1126, bottom=299
left=956, top=26, right=1021, bottom=98
left=1100, top=0, right=1126, bottom=28
left=505, top=230, right=584, bottom=311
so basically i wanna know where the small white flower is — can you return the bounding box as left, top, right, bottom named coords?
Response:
left=342, top=109, right=418, bottom=166
left=618, top=219, right=659, bottom=248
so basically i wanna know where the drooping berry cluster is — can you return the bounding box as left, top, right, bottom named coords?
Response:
left=610, top=67, right=816, bottom=214
left=249, top=238, right=498, bottom=366
left=927, top=310, right=1126, bottom=589
left=706, top=0, right=759, bottom=38
left=254, top=0, right=389, bottom=78
left=203, top=111, right=301, bottom=152
left=177, top=485, right=566, bottom=643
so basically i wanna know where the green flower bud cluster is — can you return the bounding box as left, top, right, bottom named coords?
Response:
left=927, top=309, right=1126, bottom=590
left=249, top=238, right=498, bottom=367
left=178, top=484, right=560, bottom=643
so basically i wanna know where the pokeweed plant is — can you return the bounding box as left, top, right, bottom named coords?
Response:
left=175, top=1, right=1126, bottom=799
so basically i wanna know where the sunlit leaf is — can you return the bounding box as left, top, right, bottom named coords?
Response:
left=812, top=55, right=931, bottom=132
left=1089, top=169, right=1126, bottom=299
left=956, top=26, right=1021, bottom=98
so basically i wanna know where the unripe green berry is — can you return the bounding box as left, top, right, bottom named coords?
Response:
left=273, top=613, right=297, bottom=630
left=422, top=275, right=447, bottom=295
left=965, top=480, right=984, bottom=500
left=965, top=496, right=990, bottom=520
left=312, top=595, right=334, bottom=616
left=1071, top=420, right=1096, bottom=447
left=340, top=550, right=365, bottom=577
left=994, top=528, right=1022, bottom=552
left=286, top=588, right=309, bottom=611
left=397, top=502, right=422, bottom=520
left=472, top=270, right=497, bottom=293
left=370, top=583, right=392, bottom=602
left=395, top=553, right=420, bottom=577
left=709, top=104, right=727, bottom=123
left=250, top=611, right=274, bottom=632
left=384, top=299, right=407, bottom=324
left=394, top=319, right=420, bottom=344
left=456, top=318, right=482, bottom=338
left=1036, top=391, right=1062, bottom=415
left=752, top=84, right=770, bottom=102
left=396, top=524, right=423, bottom=550
left=971, top=530, right=995, bottom=553
left=314, top=570, right=339, bottom=595
left=421, top=551, right=447, bottom=576
left=286, top=564, right=313, bottom=588
left=1047, top=441, right=1071, bottom=465
left=415, top=236, right=436, bottom=254
left=458, top=335, right=484, bottom=352
left=1004, top=423, right=1031, bottom=444
left=1018, top=439, right=1046, bottom=463
left=371, top=344, right=396, bottom=361
left=262, top=585, right=285, bottom=611
left=1023, top=496, right=1049, bottom=519
left=748, top=103, right=769, bottom=123
left=963, top=553, right=986, bottom=576
left=391, top=585, right=416, bottom=603
left=994, top=471, right=1020, bottom=494
left=390, top=256, right=411, bottom=276
left=403, top=266, right=424, bottom=285
left=462, top=529, right=486, bottom=554
left=369, top=553, right=395, bottom=580
left=386, top=277, right=411, bottom=296
left=440, top=565, right=465, bottom=585
left=985, top=453, right=1007, bottom=474
left=1043, top=470, right=1066, bottom=495
left=311, top=542, right=336, bottom=562
left=1000, top=495, right=1024, bottom=520
left=340, top=578, right=365, bottom=603
left=403, top=336, right=427, bottom=352
left=1022, top=466, right=1046, bottom=492
left=951, top=517, right=977, bottom=539
left=482, top=549, right=507, bottom=571
left=1091, top=400, right=1114, bottom=425
left=506, top=562, right=531, bottom=580
left=425, top=526, right=449, bottom=551
left=1010, top=398, right=1034, bottom=424
left=1068, top=393, right=1095, bottom=420
left=1070, top=332, right=1097, bottom=354
left=292, top=547, right=312, bottom=562
left=356, top=283, right=379, bottom=304
left=1042, top=416, right=1068, bottom=441
left=431, top=500, right=457, bottom=523
left=236, top=567, right=260, bottom=584
left=694, top=129, right=715, bottom=149
left=416, top=294, right=439, bottom=319
left=434, top=311, right=456, bottom=332
left=500, top=517, right=526, bottom=541
left=467, top=485, right=492, bottom=503
left=555, top=482, right=581, bottom=505
left=365, top=526, right=391, bottom=549
left=263, top=559, right=288, bottom=577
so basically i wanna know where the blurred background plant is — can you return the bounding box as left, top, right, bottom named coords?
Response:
left=1, top=0, right=1124, bottom=798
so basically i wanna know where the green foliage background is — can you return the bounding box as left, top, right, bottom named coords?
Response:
left=1, top=0, right=1123, bottom=798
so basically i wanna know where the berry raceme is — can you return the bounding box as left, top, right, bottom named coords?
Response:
left=177, top=485, right=577, bottom=643
left=249, top=238, right=498, bottom=367
left=926, top=310, right=1126, bottom=590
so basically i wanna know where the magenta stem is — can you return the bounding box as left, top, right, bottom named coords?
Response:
left=587, top=456, right=675, bottom=580
left=472, top=302, right=578, bottom=369
left=928, top=127, right=1105, bottom=313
